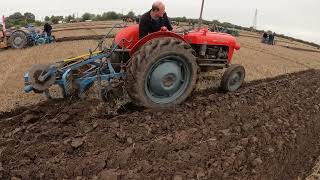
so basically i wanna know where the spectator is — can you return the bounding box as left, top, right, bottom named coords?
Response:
left=268, top=32, right=274, bottom=45
left=262, top=32, right=268, bottom=43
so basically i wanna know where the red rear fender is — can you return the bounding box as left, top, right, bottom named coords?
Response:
left=129, top=31, right=187, bottom=56
left=114, top=24, right=140, bottom=49
left=114, top=25, right=188, bottom=56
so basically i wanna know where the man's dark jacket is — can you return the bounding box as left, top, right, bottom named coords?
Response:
left=139, top=10, right=173, bottom=39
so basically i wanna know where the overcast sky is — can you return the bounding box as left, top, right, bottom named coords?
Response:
left=1, top=0, right=320, bottom=44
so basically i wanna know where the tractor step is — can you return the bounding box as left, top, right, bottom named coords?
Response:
left=197, top=58, right=227, bottom=68
left=197, top=58, right=227, bottom=63
left=198, top=63, right=227, bottom=68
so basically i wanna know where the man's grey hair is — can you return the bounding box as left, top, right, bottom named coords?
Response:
left=152, top=1, right=165, bottom=11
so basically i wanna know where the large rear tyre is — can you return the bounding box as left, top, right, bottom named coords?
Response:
left=9, top=31, right=28, bottom=49
left=126, top=37, right=198, bottom=108
left=220, top=64, right=245, bottom=92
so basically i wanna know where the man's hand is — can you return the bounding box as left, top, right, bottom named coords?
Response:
left=160, top=26, right=168, bottom=31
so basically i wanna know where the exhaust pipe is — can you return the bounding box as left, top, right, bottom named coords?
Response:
left=198, top=0, right=205, bottom=30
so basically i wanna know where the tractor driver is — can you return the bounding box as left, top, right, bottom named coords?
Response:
left=44, top=22, right=53, bottom=37
left=139, top=1, right=173, bottom=39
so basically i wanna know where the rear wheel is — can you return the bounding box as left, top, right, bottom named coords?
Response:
left=9, top=31, right=28, bottom=49
left=220, top=64, right=245, bottom=92
left=126, top=37, right=198, bottom=108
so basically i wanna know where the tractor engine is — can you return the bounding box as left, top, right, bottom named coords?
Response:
left=191, top=44, right=229, bottom=59
left=190, top=44, right=230, bottom=70
left=183, top=28, right=240, bottom=70
left=111, top=25, right=240, bottom=72
left=204, top=45, right=229, bottom=59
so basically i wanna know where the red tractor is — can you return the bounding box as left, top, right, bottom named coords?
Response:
left=24, top=1, right=245, bottom=108
left=108, top=24, right=244, bottom=107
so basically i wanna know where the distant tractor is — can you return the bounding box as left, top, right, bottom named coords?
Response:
left=210, top=24, right=239, bottom=37
left=261, top=31, right=276, bottom=45
left=171, top=21, right=179, bottom=26
left=122, top=17, right=134, bottom=23
left=188, top=19, right=196, bottom=26
left=0, top=16, right=55, bottom=49
left=8, top=28, right=56, bottom=49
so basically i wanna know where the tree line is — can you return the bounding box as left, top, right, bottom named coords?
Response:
left=0, top=11, right=137, bottom=29
left=1, top=12, right=42, bottom=28
left=1, top=11, right=319, bottom=48
left=44, top=11, right=136, bottom=24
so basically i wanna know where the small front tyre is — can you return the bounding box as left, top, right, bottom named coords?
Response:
left=220, top=64, right=245, bottom=92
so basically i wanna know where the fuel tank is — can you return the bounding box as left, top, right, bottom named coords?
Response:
left=183, top=28, right=240, bottom=50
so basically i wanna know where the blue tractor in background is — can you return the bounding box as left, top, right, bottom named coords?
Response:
left=8, top=25, right=55, bottom=49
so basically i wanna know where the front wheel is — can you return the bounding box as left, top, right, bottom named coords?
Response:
left=126, top=37, right=198, bottom=108
left=220, top=64, right=246, bottom=92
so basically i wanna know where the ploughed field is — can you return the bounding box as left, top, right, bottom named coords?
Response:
left=0, top=70, right=320, bottom=179
left=1, top=21, right=320, bottom=179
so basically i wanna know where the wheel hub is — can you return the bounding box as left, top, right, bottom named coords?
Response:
left=145, top=56, right=191, bottom=104
left=14, top=37, right=23, bottom=46
left=228, top=72, right=242, bottom=90
left=148, top=61, right=182, bottom=97
left=162, top=74, right=176, bottom=87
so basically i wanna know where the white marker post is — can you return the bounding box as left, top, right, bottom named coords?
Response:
left=2, top=15, right=6, bottom=32
left=2, top=15, right=7, bottom=32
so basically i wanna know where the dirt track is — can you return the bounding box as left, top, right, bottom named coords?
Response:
left=1, top=70, right=320, bottom=179
left=56, top=35, right=110, bottom=42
